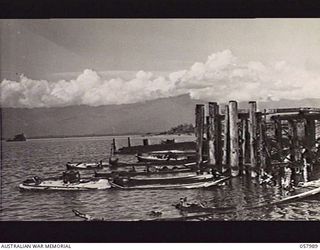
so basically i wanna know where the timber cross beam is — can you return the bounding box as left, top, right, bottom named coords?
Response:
left=270, top=113, right=320, bottom=121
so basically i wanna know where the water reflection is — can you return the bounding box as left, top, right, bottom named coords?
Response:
left=1, top=135, right=320, bottom=221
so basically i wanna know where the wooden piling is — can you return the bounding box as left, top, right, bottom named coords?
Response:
left=206, top=116, right=210, bottom=141
left=229, top=101, right=240, bottom=177
left=216, top=112, right=223, bottom=170
left=288, top=119, right=299, bottom=161
left=143, top=138, right=149, bottom=146
left=127, top=137, right=131, bottom=147
left=241, top=118, right=249, bottom=174
left=274, top=118, right=283, bottom=159
left=249, top=101, right=258, bottom=177
left=195, top=104, right=205, bottom=169
left=316, top=120, right=319, bottom=139
left=207, top=102, right=219, bottom=167
left=258, top=116, right=267, bottom=171
left=305, top=119, right=316, bottom=149
left=296, top=120, right=306, bottom=143
left=293, top=121, right=301, bottom=161
left=207, top=115, right=213, bottom=165
left=112, top=138, right=117, bottom=152
left=222, top=105, right=230, bottom=173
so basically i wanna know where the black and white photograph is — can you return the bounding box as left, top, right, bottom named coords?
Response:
left=1, top=18, right=320, bottom=223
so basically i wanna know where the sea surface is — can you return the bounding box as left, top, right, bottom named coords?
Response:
left=1, top=135, right=320, bottom=221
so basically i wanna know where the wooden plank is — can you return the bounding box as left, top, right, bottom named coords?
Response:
left=116, top=141, right=196, bottom=154
left=238, top=113, right=250, bottom=119
left=215, top=112, right=262, bottom=120
left=229, top=101, right=239, bottom=177
left=195, top=104, right=205, bottom=169
left=266, top=107, right=320, bottom=114
left=222, top=105, right=230, bottom=173
left=221, top=108, right=248, bottom=114
left=270, top=113, right=320, bottom=121
left=249, top=101, right=258, bottom=177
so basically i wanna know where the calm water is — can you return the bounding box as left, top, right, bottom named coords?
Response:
left=1, top=135, right=320, bottom=221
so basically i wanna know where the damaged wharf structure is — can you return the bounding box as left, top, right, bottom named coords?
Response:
left=195, top=101, right=320, bottom=182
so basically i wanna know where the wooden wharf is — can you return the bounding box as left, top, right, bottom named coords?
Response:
left=112, top=101, right=319, bottom=184
left=192, top=101, right=320, bottom=184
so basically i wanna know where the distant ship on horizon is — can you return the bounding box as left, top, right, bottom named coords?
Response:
left=6, top=133, right=27, bottom=142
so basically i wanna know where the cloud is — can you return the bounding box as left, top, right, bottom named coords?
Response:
left=1, top=50, right=320, bottom=108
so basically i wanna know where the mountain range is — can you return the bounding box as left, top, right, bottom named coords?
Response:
left=2, top=94, right=320, bottom=138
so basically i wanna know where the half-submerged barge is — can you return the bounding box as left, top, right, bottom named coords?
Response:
left=19, top=171, right=110, bottom=191
left=110, top=173, right=229, bottom=189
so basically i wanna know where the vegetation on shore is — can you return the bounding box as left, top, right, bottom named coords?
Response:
left=158, top=123, right=195, bottom=135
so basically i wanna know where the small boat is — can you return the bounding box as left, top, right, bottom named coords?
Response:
left=6, top=133, right=27, bottom=142
left=19, top=171, right=111, bottom=191
left=136, top=150, right=195, bottom=163
left=110, top=173, right=229, bottom=190
left=66, top=161, right=108, bottom=170
left=270, top=179, right=320, bottom=205
left=19, top=178, right=110, bottom=191
left=67, top=142, right=120, bottom=170
left=94, top=165, right=195, bottom=178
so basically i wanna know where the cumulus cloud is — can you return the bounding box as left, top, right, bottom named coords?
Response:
left=1, top=49, right=320, bottom=108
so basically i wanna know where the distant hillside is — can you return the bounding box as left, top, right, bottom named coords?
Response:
left=159, top=123, right=195, bottom=135
left=2, top=94, right=320, bottom=138
left=1, top=95, right=200, bottom=138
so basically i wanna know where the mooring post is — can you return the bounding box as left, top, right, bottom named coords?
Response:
left=229, top=101, right=240, bottom=177
left=249, top=101, right=258, bottom=177
left=127, top=137, right=131, bottom=147
left=143, top=138, right=149, bottom=146
left=195, top=104, right=205, bottom=169
left=222, top=105, right=230, bottom=173
left=112, top=138, right=117, bottom=152
left=208, top=102, right=219, bottom=167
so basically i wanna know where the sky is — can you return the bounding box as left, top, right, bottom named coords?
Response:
left=1, top=19, right=320, bottom=108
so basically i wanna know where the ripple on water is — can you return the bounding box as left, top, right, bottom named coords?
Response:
left=2, top=135, right=320, bottom=221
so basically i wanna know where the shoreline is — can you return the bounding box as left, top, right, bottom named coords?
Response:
left=1, top=133, right=195, bottom=141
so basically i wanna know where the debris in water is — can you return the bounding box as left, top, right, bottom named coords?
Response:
left=147, top=210, right=163, bottom=217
